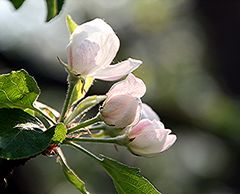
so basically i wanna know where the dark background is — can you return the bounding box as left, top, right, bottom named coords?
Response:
left=0, top=0, right=240, bottom=193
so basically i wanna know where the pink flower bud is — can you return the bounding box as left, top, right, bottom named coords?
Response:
left=100, top=74, right=146, bottom=128
left=101, top=95, right=140, bottom=128
left=67, top=18, right=142, bottom=81
left=127, top=119, right=176, bottom=156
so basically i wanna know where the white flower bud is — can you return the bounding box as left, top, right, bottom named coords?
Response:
left=67, top=18, right=142, bottom=81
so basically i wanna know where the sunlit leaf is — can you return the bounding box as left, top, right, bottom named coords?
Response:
left=45, top=0, right=65, bottom=22
left=66, top=15, right=78, bottom=34
left=9, top=0, right=25, bottom=9
left=100, top=155, right=161, bottom=194
left=0, top=109, right=54, bottom=160
left=0, top=70, right=39, bottom=110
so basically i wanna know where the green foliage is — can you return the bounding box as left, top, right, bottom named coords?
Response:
left=58, top=149, right=89, bottom=194
left=100, top=155, right=161, bottom=194
left=46, top=0, right=65, bottom=22
left=51, top=123, right=67, bottom=143
left=66, top=15, right=78, bottom=34
left=0, top=70, right=39, bottom=110
left=9, top=0, right=25, bottom=9
left=62, top=164, right=89, bottom=194
left=0, top=109, right=54, bottom=160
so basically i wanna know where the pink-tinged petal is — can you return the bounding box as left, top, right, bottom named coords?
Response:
left=128, top=119, right=152, bottom=139
left=160, top=133, right=177, bottom=152
left=127, top=118, right=176, bottom=156
left=141, top=103, right=160, bottom=121
left=101, top=94, right=139, bottom=128
left=92, top=58, right=142, bottom=81
left=73, top=18, right=115, bottom=35
left=107, top=73, right=146, bottom=98
left=92, top=32, right=120, bottom=69
left=68, top=18, right=120, bottom=76
left=130, top=101, right=142, bottom=128
left=67, top=39, right=100, bottom=75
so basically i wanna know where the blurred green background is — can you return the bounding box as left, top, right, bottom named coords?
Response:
left=1, top=0, right=240, bottom=194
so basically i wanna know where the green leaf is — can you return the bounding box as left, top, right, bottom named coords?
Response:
left=69, top=76, right=94, bottom=106
left=51, top=123, right=67, bottom=143
left=45, top=0, right=65, bottom=22
left=65, top=95, right=106, bottom=124
left=0, top=108, right=54, bottom=160
left=0, top=70, right=40, bottom=110
left=9, top=0, right=25, bottom=9
left=66, top=15, right=78, bottom=34
left=100, top=155, right=161, bottom=194
left=63, top=164, right=89, bottom=194
left=58, top=149, right=89, bottom=194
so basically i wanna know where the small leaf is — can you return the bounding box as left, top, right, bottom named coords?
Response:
left=45, top=0, right=65, bottom=22
left=100, top=155, right=161, bottom=194
left=0, top=70, right=40, bottom=110
left=51, top=123, right=67, bottom=143
left=65, top=95, right=106, bottom=124
left=9, top=0, right=25, bottom=9
left=66, top=15, right=78, bottom=34
left=69, top=76, right=94, bottom=106
left=0, top=109, right=54, bottom=160
left=58, top=149, right=89, bottom=194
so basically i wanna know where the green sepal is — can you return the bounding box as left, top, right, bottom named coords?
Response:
left=69, top=76, right=94, bottom=106
left=66, top=15, right=78, bottom=34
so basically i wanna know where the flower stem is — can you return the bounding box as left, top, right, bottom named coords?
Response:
left=59, top=75, right=78, bottom=122
left=67, top=114, right=102, bottom=134
left=64, top=141, right=102, bottom=162
left=65, top=134, right=128, bottom=145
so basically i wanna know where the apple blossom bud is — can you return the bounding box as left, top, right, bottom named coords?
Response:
left=100, top=95, right=140, bottom=128
left=67, top=18, right=142, bottom=81
left=127, top=119, right=176, bottom=156
left=100, top=74, right=146, bottom=128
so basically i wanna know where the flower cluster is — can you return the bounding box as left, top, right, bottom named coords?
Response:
left=65, top=17, right=176, bottom=156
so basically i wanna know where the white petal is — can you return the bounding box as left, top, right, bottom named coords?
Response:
left=106, top=72, right=146, bottom=99
left=161, top=134, right=177, bottom=152
left=92, top=58, right=142, bottom=81
left=68, top=18, right=120, bottom=75
left=78, top=19, right=120, bottom=68
left=141, top=103, right=160, bottom=121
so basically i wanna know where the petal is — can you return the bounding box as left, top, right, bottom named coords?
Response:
left=161, top=133, right=177, bottom=152
left=92, top=58, right=142, bottom=81
left=106, top=72, right=146, bottom=98
left=79, top=19, right=120, bottom=68
left=67, top=39, right=100, bottom=75
left=128, top=118, right=152, bottom=139
left=68, top=18, right=120, bottom=75
left=141, top=103, right=160, bottom=121
left=101, top=95, right=139, bottom=128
